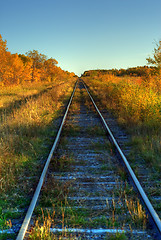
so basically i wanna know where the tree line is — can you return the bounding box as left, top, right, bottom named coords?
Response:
left=82, top=66, right=157, bottom=78
left=82, top=40, right=161, bottom=78
left=0, top=34, right=76, bottom=86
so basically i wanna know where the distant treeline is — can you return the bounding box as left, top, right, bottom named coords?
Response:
left=82, top=66, right=158, bottom=78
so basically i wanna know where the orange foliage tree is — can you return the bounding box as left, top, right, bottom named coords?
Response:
left=44, top=58, right=58, bottom=82
left=0, top=35, right=27, bottom=85
left=0, top=34, right=8, bottom=85
left=26, top=50, right=47, bottom=82
left=0, top=34, right=76, bottom=86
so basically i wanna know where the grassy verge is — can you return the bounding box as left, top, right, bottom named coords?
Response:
left=0, top=80, right=68, bottom=123
left=0, top=82, right=53, bottom=109
left=0, top=77, right=75, bottom=235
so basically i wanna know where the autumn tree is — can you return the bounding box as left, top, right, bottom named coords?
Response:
left=44, top=58, right=58, bottom=82
left=26, top=50, right=47, bottom=82
left=0, top=34, right=74, bottom=85
left=25, top=51, right=60, bottom=82
left=0, top=34, right=8, bottom=84
left=19, top=54, right=31, bottom=66
left=0, top=34, right=7, bottom=57
left=0, top=35, right=25, bottom=84
left=19, top=54, right=33, bottom=82
left=9, top=54, right=25, bottom=84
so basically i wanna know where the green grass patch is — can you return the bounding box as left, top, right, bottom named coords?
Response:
left=86, top=125, right=106, bottom=136
left=51, top=154, right=75, bottom=172
left=62, top=124, right=81, bottom=136
left=107, top=232, right=127, bottom=240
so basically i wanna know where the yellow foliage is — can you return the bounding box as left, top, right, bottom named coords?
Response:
left=83, top=73, right=161, bottom=125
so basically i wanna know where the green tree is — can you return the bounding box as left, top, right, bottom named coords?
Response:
left=147, top=40, right=161, bottom=69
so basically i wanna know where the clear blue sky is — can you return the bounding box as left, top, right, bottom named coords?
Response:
left=0, top=0, right=161, bottom=76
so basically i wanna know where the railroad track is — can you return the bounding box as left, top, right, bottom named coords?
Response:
left=14, top=79, right=161, bottom=239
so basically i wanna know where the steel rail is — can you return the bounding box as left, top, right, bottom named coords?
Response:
left=82, top=80, right=161, bottom=236
left=16, top=80, right=78, bottom=240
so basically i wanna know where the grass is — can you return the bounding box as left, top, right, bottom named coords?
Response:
left=107, top=232, right=127, bottom=240
left=30, top=192, right=148, bottom=239
left=39, top=179, right=73, bottom=207
left=105, top=180, right=148, bottom=230
left=51, top=154, right=75, bottom=172
left=86, top=125, right=106, bottom=136
left=125, top=198, right=147, bottom=229
left=0, top=81, right=58, bottom=124
left=0, top=77, right=75, bottom=232
left=28, top=210, right=127, bottom=240
left=28, top=209, right=56, bottom=240
left=117, top=167, right=128, bottom=181
left=0, top=208, right=12, bottom=231
left=62, top=124, right=81, bottom=136
left=0, top=79, right=75, bottom=185
left=82, top=74, right=161, bottom=172
left=91, top=139, right=112, bottom=151
left=0, top=80, right=68, bottom=108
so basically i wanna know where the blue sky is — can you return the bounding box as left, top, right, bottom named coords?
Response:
left=0, top=0, right=161, bottom=76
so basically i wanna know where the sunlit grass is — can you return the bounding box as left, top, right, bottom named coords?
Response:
left=0, top=79, right=75, bottom=190
left=83, top=73, right=161, bottom=171
left=0, top=77, right=75, bottom=230
left=0, top=82, right=53, bottom=109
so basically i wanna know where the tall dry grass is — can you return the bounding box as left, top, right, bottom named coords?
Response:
left=0, top=82, right=53, bottom=109
left=83, top=73, right=161, bottom=171
left=0, top=78, right=75, bottom=194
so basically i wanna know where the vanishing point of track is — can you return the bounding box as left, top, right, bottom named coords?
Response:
left=16, top=79, right=161, bottom=239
